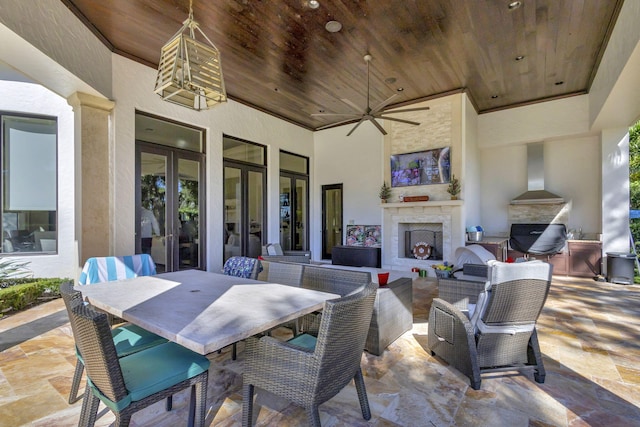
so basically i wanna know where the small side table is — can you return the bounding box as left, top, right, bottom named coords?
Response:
left=365, top=277, right=413, bottom=356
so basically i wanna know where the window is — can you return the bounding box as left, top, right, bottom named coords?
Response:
left=1, top=114, right=57, bottom=253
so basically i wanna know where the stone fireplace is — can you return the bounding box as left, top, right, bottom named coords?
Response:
left=381, top=200, right=464, bottom=271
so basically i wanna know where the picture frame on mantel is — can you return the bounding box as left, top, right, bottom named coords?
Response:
left=390, top=146, right=451, bottom=188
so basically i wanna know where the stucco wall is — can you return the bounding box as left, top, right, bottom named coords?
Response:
left=0, top=81, right=77, bottom=279
left=111, top=55, right=314, bottom=271
left=312, top=122, right=383, bottom=259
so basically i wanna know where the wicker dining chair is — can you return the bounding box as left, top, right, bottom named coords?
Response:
left=222, top=256, right=263, bottom=359
left=242, top=281, right=378, bottom=427
left=262, top=261, right=305, bottom=335
left=60, top=281, right=168, bottom=404
left=428, top=260, right=553, bottom=390
left=70, top=302, right=209, bottom=427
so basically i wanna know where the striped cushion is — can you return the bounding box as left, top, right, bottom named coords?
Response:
left=78, top=254, right=157, bottom=285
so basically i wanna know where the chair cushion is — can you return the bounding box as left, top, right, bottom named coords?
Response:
left=223, top=256, right=262, bottom=278
left=287, top=333, right=317, bottom=351
left=91, top=342, right=210, bottom=412
left=111, top=324, right=168, bottom=357
left=78, top=254, right=157, bottom=285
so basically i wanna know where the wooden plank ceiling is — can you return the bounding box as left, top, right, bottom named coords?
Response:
left=62, top=0, right=623, bottom=130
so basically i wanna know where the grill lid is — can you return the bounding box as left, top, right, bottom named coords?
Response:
left=509, top=223, right=567, bottom=255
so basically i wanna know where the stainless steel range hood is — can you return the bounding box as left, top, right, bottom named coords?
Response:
left=511, top=143, right=565, bottom=205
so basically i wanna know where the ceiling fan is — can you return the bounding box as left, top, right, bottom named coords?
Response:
left=312, top=54, right=431, bottom=136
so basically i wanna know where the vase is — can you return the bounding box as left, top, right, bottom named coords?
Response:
left=450, top=195, right=458, bottom=200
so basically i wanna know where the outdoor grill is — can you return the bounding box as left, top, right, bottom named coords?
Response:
left=509, top=223, right=567, bottom=256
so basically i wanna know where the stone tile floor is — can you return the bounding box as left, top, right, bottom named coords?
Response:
left=1, top=276, right=639, bottom=426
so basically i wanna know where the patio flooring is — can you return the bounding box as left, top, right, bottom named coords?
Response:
left=1, top=276, right=639, bottom=426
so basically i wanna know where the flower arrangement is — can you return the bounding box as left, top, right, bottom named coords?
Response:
left=432, top=262, right=454, bottom=278
left=447, top=174, right=461, bottom=199
left=379, top=181, right=392, bottom=202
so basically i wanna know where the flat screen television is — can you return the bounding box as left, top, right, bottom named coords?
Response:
left=390, top=146, right=451, bottom=188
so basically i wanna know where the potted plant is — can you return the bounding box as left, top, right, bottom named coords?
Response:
left=379, top=181, right=392, bottom=203
left=447, top=174, right=461, bottom=200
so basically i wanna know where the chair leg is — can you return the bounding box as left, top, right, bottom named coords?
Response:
left=78, top=387, right=100, bottom=427
left=307, top=405, right=321, bottom=427
left=232, top=342, right=237, bottom=360
left=528, top=329, right=546, bottom=383
left=353, top=368, right=371, bottom=420
left=114, top=412, right=132, bottom=427
left=242, top=384, right=255, bottom=427
left=69, top=359, right=84, bottom=404
left=193, top=373, right=208, bottom=427
left=166, top=395, right=173, bottom=411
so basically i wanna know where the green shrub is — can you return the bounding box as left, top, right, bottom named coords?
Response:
left=0, top=278, right=68, bottom=317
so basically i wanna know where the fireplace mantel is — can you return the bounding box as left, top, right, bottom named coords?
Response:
left=381, top=200, right=464, bottom=209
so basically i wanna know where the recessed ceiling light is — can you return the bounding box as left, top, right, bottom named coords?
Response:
left=318, top=109, right=325, bottom=113
left=555, top=81, right=564, bottom=85
left=396, top=87, right=404, bottom=92
left=308, top=0, right=319, bottom=9
left=385, top=77, right=397, bottom=84
left=491, top=95, right=499, bottom=99
left=508, top=1, right=522, bottom=10
left=515, top=55, right=525, bottom=61
left=325, top=20, right=342, bottom=33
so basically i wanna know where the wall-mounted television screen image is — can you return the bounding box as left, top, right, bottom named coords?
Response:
left=390, top=147, right=451, bottom=188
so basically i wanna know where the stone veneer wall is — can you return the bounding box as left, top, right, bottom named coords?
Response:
left=508, top=203, right=569, bottom=227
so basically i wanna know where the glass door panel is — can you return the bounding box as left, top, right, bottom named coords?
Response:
left=322, top=184, right=343, bottom=259
left=294, top=178, right=307, bottom=251
left=178, top=158, right=200, bottom=269
left=140, top=152, right=167, bottom=272
left=247, top=170, right=264, bottom=258
left=224, top=167, right=243, bottom=261
left=279, top=176, right=292, bottom=251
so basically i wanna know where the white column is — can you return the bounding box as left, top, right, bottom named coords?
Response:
left=67, top=92, right=115, bottom=265
left=601, top=127, right=630, bottom=260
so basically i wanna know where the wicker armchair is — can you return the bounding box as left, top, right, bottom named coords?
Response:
left=428, top=260, right=552, bottom=390
left=60, top=281, right=168, bottom=404
left=297, top=264, right=372, bottom=334
left=69, top=302, right=209, bottom=427
left=242, top=281, right=378, bottom=427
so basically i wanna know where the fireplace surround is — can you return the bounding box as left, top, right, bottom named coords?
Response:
left=381, top=200, right=464, bottom=270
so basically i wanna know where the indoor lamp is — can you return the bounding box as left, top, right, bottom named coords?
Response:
left=154, top=1, right=227, bottom=110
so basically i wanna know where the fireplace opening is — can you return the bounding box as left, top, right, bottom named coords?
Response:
left=399, top=223, right=444, bottom=261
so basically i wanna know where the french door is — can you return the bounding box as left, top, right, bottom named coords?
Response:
left=321, top=184, right=343, bottom=259
left=279, top=173, right=308, bottom=251
left=136, top=143, right=205, bottom=273
left=223, top=161, right=266, bottom=261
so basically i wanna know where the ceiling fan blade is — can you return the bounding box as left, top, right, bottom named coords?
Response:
left=311, top=113, right=361, bottom=117
left=371, top=94, right=399, bottom=114
left=369, top=117, right=388, bottom=135
left=383, top=106, right=431, bottom=114
left=316, top=117, right=362, bottom=130
left=340, top=98, right=362, bottom=111
left=346, top=118, right=366, bottom=136
left=377, top=115, right=421, bottom=126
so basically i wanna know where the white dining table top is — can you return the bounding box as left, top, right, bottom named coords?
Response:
left=76, top=269, right=338, bottom=355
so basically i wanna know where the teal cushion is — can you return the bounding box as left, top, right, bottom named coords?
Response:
left=287, top=333, right=317, bottom=351
left=111, top=324, right=168, bottom=357
left=119, top=342, right=210, bottom=403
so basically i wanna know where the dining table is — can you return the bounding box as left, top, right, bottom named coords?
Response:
left=76, top=269, right=339, bottom=355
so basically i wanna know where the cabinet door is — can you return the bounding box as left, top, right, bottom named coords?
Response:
left=546, top=253, right=568, bottom=275
left=568, top=242, right=602, bottom=277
